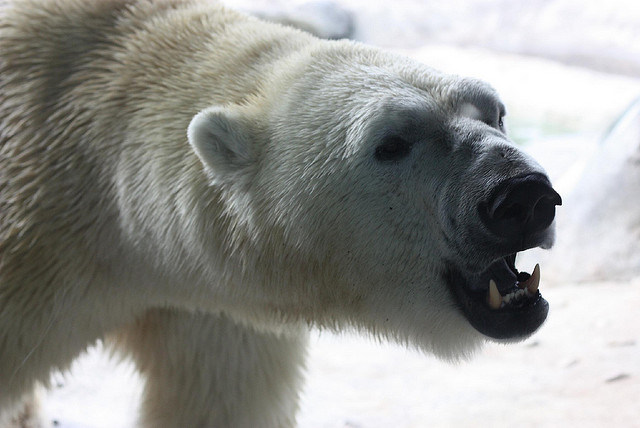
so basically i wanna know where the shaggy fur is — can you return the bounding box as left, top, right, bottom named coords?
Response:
left=1, top=1, right=552, bottom=426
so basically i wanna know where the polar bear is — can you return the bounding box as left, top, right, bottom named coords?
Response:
left=0, top=0, right=561, bottom=426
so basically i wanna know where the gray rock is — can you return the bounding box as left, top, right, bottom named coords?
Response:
left=252, top=1, right=354, bottom=40
left=552, top=97, right=640, bottom=281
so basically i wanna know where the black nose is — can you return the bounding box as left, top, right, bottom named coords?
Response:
left=480, top=173, right=562, bottom=239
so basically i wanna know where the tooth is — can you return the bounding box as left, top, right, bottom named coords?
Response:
left=487, top=279, right=502, bottom=309
left=521, top=264, right=541, bottom=294
left=517, top=264, right=541, bottom=293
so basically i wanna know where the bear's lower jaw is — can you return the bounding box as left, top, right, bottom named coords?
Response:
left=445, top=254, right=549, bottom=340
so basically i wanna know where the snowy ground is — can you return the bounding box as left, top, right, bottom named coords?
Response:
left=299, top=281, right=640, bottom=428
left=41, top=282, right=640, bottom=428
left=23, top=1, right=640, bottom=427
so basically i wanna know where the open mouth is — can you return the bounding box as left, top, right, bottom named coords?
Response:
left=446, top=252, right=549, bottom=340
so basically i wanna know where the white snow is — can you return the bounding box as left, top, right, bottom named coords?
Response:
left=41, top=281, right=640, bottom=427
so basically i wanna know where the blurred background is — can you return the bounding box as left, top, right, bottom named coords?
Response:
left=43, top=1, right=640, bottom=427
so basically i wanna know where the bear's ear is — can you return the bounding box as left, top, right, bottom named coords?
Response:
left=188, top=106, right=256, bottom=181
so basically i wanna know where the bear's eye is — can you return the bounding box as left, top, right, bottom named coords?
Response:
left=498, top=115, right=505, bottom=130
left=374, top=135, right=413, bottom=162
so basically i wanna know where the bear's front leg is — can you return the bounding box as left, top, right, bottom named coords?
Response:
left=112, top=309, right=308, bottom=428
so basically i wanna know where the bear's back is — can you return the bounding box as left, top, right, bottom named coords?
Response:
left=0, top=0, right=317, bottom=296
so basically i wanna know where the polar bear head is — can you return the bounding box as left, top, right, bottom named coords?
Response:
left=187, top=42, right=561, bottom=358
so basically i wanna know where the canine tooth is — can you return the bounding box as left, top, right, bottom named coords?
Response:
left=526, top=264, right=541, bottom=294
left=487, top=280, right=502, bottom=309
left=517, top=264, right=541, bottom=294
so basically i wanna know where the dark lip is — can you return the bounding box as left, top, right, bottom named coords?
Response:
left=445, top=254, right=549, bottom=340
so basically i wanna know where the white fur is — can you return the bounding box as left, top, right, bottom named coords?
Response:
left=0, top=0, right=548, bottom=426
